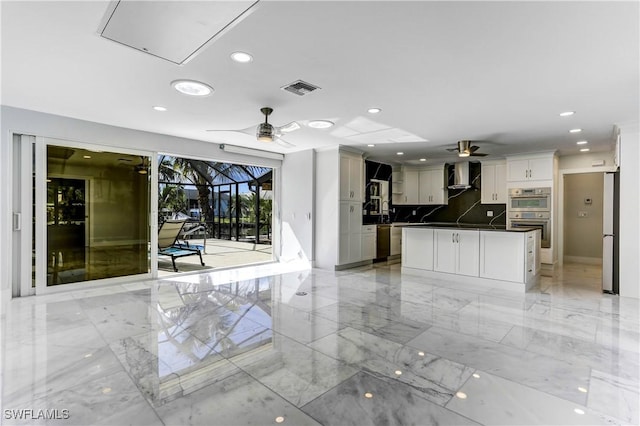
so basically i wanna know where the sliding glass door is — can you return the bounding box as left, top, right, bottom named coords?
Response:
left=13, top=136, right=155, bottom=295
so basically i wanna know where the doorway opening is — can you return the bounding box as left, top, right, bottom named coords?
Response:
left=157, top=155, right=273, bottom=274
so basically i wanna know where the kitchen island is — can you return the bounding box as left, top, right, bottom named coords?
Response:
left=402, top=224, right=540, bottom=292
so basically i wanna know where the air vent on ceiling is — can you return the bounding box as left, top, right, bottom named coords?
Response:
left=281, top=80, right=320, bottom=96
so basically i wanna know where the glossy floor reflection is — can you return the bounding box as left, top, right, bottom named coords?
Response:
left=2, top=263, right=638, bottom=425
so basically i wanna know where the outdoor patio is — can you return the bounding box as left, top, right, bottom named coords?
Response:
left=157, top=238, right=273, bottom=276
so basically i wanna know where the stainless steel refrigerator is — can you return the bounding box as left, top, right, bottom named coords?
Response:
left=602, top=171, right=619, bottom=294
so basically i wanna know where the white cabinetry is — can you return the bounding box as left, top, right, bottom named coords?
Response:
left=419, top=169, right=447, bottom=205
left=481, top=161, right=507, bottom=204
left=402, top=227, right=433, bottom=270
left=340, top=152, right=364, bottom=201
left=361, top=225, right=377, bottom=261
left=434, top=229, right=479, bottom=277
left=394, top=166, right=446, bottom=205
left=507, top=153, right=554, bottom=182
left=479, top=230, right=539, bottom=283
left=315, top=147, right=365, bottom=269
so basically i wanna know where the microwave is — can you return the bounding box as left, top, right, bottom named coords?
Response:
left=508, top=187, right=551, bottom=211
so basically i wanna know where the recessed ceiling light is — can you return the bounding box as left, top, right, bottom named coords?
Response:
left=171, top=79, right=214, bottom=96
left=456, top=392, right=467, bottom=399
left=560, top=111, right=575, bottom=117
left=83, top=155, right=91, bottom=159
left=367, top=144, right=375, bottom=147
left=397, top=152, right=404, bottom=155
left=576, top=140, right=588, bottom=145
left=367, top=108, right=382, bottom=114
left=580, top=148, right=590, bottom=152
left=569, top=128, right=582, bottom=133
left=419, top=158, right=426, bottom=162
left=230, top=51, right=253, bottom=63
left=307, top=120, right=334, bottom=129
left=153, top=106, right=167, bottom=112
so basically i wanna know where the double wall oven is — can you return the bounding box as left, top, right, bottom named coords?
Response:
left=508, top=187, right=551, bottom=248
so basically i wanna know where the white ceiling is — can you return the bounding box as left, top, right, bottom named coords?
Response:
left=2, top=1, right=638, bottom=165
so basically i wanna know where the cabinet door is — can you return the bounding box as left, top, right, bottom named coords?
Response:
left=528, top=157, right=553, bottom=181
left=349, top=156, right=364, bottom=200
left=402, top=228, right=433, bottom=270
left=418, top=170, right=431, bottom=204
left=456, top=230, right=479, bottom=277
left=361, top=232, right=376, bottom=261
left=507, top=159, right=529, bottom=181
left=404, top=170, right=420, bottom=204
left=428, top=169, right=446, bottom=204
left=339, top=154, right=351, bottom=200
left=481, top=164, right=495, bottom=203
left=349, top=231, right=362, bottom=263
left=479, top=231, right=524, bottom=282
left=349, top=202, right=362, bottom=232
left=434, top=230, right=456, bottom=273
left=494, top=163, right=507, bottom=203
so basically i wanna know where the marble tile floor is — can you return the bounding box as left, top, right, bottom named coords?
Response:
left=1, top=262, right=638, bottom=426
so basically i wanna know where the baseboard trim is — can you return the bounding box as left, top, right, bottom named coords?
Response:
left=564, top=256, right=602, bottom=265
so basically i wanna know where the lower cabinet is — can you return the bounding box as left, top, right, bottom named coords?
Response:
left=402, top=228, right=433, bottom=270
left=338, top=201, right=362, bottom=265
left=433, top=229, right=479, bottom=277
left=479, top=230, right=539, bottom=283
left=361, top=225, right=377, bottom=261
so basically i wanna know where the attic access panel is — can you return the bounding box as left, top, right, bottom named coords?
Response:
left=99, top=1, right=260, bottom=65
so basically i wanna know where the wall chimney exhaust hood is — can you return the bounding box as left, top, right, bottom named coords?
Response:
left=448, top=162, right=472, bottom=189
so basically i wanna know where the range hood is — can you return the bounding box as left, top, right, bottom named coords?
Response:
left=448, top=162, right=472, bottom=189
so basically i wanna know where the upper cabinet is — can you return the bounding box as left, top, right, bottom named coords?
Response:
left=394, top=165, right=446, bottom=205
left=506, top=153, right=556, bottom=183
left=481, top=160, right=507, bottom=204
left=339, top=152, right=364, bottom=201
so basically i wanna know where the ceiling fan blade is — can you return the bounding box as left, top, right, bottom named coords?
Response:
left=469, top=145, right=480, bottom=153
left=274, top=137, right=295, bottom=148
left=446, top=147, right=459, bottom=152
left=470, top=152, right=488, bottom=157
left=206, top=125, right=255, bottom=135
left=278, top=121, right=301, bottom=134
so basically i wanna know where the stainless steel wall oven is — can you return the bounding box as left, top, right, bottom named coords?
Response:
left=508, top=187, right=551, bottom=248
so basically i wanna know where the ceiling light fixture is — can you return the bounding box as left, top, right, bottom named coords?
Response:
left=574, top=408, right=585, bottom=415
left=569, top=128, right=582, bottom=133
left=153, top=106, right=167, bottom=111
left=307, top=120, right=334, bottom=129
left=578, top=387, right=588, bottom=393
left=559, top=111, right=575, bottom=117
left=580, top=148, right=590, bottom=152
left=83, top=155, right=91, bottom=159
left=397, top=152, right=404, bottom=155
left=419, top=158, right=426, bottom=162
left=171, top=79, right=214, bottom=96
left=456, top=392, right=467, bottom=399
left=230, top=51, right=253, bottom=63
left=576, top=140, right=588, bottom=145
left=275, top=416, right=285, bottom=423
left=367, top=144, right=375, bottom=147
left=367, top=108, right=382, bottom=114
left=364, top=392, right=373, bottom=399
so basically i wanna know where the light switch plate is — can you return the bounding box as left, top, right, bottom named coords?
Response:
left=487, top=211, right=494, bottom=217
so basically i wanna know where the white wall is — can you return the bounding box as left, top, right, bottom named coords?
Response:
left=280, top=150, right=314, bottom=264
left=558, top=151, right=615, bottom=170
left=618, top=125, right=640, bottom=298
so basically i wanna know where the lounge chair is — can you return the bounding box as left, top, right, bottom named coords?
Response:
left=158, top=220, right=205, bottom=272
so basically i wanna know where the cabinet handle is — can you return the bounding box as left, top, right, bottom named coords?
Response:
left=456, top=233, right=459, bottom=243
left=452, top=233, right=455, bottom=243
left=529, top=251, right=533, bottom=254
left=528, top=269, right=533, bottom=272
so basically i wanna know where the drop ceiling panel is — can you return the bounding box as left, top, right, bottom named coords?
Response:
left=100, top=1, right=259, bottom=64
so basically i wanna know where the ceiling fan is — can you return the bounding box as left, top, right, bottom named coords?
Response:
left=134, top=156, right=150, bottom=174
left=446, top=140, right=488, bottom=157
left=207, top=107, right=300, bottom=147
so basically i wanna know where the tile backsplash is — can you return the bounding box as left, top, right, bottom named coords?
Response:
left=364, top=160, right=506, bottom=225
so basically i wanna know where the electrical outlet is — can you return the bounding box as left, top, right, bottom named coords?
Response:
left=487, top=210, right=494, bottom=217
left=578, top=211, right=588, bottom=218
left=412, top=210, right=416, bottom=215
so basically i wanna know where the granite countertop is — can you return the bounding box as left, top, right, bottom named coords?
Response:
left=400, top=222, right=535, bottom=232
